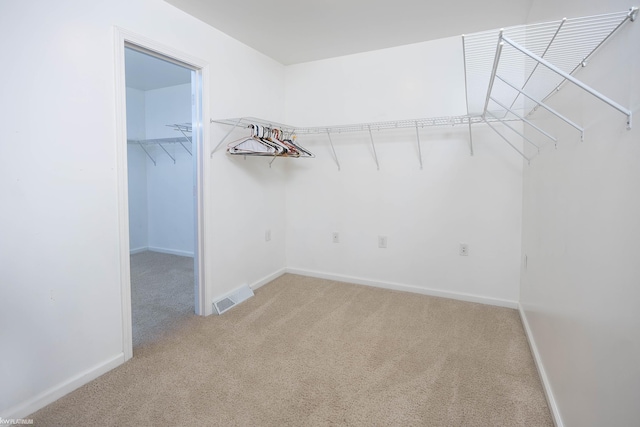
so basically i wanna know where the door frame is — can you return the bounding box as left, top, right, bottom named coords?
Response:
left=114, top=27, right=211, bottom=361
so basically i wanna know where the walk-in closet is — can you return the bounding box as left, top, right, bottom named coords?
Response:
left=4, top=1, right=639, bottom=426
left=125, top=47, right=196, bottom=347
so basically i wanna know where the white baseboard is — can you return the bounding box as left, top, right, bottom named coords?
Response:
left=285, top=268, right=518, bottom=309
left=129, top=246, right=148, bottom=255
left=518, top=305, right=563, bottom=427
left=147, top=246, right=194, bottom=258
left=249, top=268, right=286, bottom=291
left=3, top=353, right=125, bottom=420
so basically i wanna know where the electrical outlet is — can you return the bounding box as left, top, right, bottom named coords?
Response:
left=332, top=232, right=340, bottom=243
left=378, top=235, right=388, bottom=249
left=459, top=243, right=469, bottom=256
left=265, top=230, right=271, bottom=242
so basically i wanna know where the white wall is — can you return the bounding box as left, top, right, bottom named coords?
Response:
left=145, top=83, right=194, bottom=256
left=521, top=1, right=640, bottom=426
left=0, top=0, right=286, bottom=418
left=127, top=82, right=195, bottom=257
left=284, top=37, right=524, bottom=306
left=126, top=87, right=148, bottom=252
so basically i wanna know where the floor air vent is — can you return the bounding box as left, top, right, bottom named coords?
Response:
left=213, top=284, right=254, bottom=315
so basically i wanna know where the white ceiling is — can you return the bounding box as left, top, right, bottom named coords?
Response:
left=164, top=0, right=533, bottom=65
left=125, top=47, right=191, bottom=91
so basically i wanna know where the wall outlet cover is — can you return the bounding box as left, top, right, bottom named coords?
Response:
left=459, top=243, right=469, bottom=256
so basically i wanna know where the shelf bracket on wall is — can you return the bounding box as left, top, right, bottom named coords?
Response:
left=483, top=119, right=531, bottom=164
left=490, top=95, right=557, bottom=145
left=157, top=143, right=176, bottom=164
left=165, top=124, right=193, bottom=155
left=414, top=122, right=423, bottom=169
left=367, top=125, right=380, bottom=170
left=467, top=122, right=474, bottom=157
left=501, top=35, right=633, bottom=130
left=461, top=34, right=474, bottom=157
left=486, top=110, right=540, bottom=152
left=497, top=75, right=584, bottom=141
left=482, top=31, right=504, bottom=120
left=175, top=128, right=192, bottom=156
left=326, top=130, right=341, bottom=171
left=210, top=117, right=244, bottom=158
left=136, top=141, right=156, bottom=166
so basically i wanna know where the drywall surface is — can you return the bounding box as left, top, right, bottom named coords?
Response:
left=127, top=83, right=194, bottom=256
left=0, top=0, right=286, bottom=418
left=144, top=83, right=194, bottom=256
left=284, top=36, right=524, bottom=305
left=521, top=1, right=640, bottom=425
left=126, top=87, right=149, bottom=252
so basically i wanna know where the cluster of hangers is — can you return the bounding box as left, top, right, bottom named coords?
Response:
left=227, top=124, right=314, bottom=158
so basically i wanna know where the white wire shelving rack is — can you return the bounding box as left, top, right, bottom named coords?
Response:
left=211, top=115, right=488, bottom=170
left=128, top=123, right=192, bottom=165
left=463, top=7, right=637, bottom=162
left=211, top=8, right=637, bottom=168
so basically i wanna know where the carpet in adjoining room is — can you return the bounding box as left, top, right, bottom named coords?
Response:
left=130, top=250, right=194, bottom=348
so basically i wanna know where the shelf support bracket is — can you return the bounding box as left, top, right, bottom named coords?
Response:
left=482, top=30, right=504, bottom=119
left=367, top=125, right=380, bottom=170
left=157, top=143, right=176, bottom=164
left=502, top=35, right=632, bottom=129
left=210, top=117, right=244, bottom=158
left=461, top=35, right=474, bottom=157
left=490, top=96, right=557, bottom=144
left=497, top=75, right=585, bottom=141
left=175, top=127, right=192, bottom=155
left=326, top=130, right=341, bottom=171
left=486, top=110, right=540, bottom=152
left=483, top=119, right=531, bottom=164
left=414, top=122, right=424, bottom=169
left=136, top=141, right=156, bottom=166
left=467, top=122, right=474, bottom=156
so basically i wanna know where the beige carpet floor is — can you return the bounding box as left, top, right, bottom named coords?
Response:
left=30, top=274, right=553, bottom=426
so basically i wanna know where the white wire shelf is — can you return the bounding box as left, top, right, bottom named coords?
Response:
left=211, top=115, right=486, bottom=136
left=210, top=115, right=494, bottom=170
left=211, top=8, right=637, bottom=166
left=462, top=7, right=636, bottom=162
left=127, top=137, right=189, bottom=145
left=463, top=8, right=637, bottom=117
left=128, top=123, right=193, bottom=165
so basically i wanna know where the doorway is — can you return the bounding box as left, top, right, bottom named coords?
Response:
left=125, top=46, right=196, bottom=348
left=115, top=30, right=209, bottom=360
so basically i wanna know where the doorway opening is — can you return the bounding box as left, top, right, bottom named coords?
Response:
left=125, top=46, right=196, bottom=349
left=115, top=31, right=208, bottom=360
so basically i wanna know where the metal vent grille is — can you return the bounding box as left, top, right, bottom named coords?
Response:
left=212, top=284, right=254, bottom=315
left=215, top=297, right=235, bottom=313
